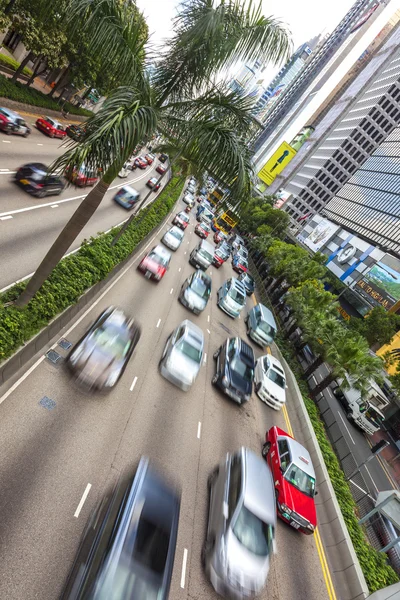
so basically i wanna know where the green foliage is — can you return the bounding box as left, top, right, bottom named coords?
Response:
left=266, top=240, right=327, bottom=287
left=240, top=195, right=289, bottom=237
left=348, top=307, right=400, bottom=348
left=0, top=176, right=184, bottom=361
left=276, top=335, right=399, bottom=593
left=0, top=51, right=33, bottom=77
left=0, top=73, right=92, bottom=115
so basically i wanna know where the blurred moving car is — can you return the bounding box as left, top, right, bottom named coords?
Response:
left=185, top=203, right=193, bottom=213
left=232, top=255, right=248, bottom=274
left=245, top=304, right=277, bottom=348
left=113, top=185, right=140, bottom=210
left=195, top=222, right=211, bottom=238
left=159, top=153, right=169, bottom=163
left=65, top=124, right=83, bottom=141
left=212, top=337, right=255, bottom=404
left=213, top=230, right=227, bottom=244
left=179, top=270, right=211, bottom=315
left=254, top=355, right=287, bottom=410
left=36, top=116, right=66, bottom=138
left=61, top=457, right=180, bottom=600
left=162, top=226, right=184, bottom=251
left=134, top=156, right=148, bottom=169
left=238, top=272, right=255, bottom=296
left=156, top=164, right=167, bottom=175
left=212, top=246, right=230, bottom=269
left=159, top=320, right=204, bottom=391
left=138, top=244, right=171, bottom=281
left=183, top=192, right=195, bottom=205
left=217, top=278, right=246, bottom=318
left=203, top=447, right=276, bottom=599
left=173, top=211, right=190, bottom=230
left=0, top=107, right=31, bottom=137
left=145, top=152, right=156, bottom=164
left=65, top=164, right=98, bottom=187
left=263, top=427, right=317, bottom=535
left=189, top=240, right=214, bottom=271
left=15, top=162, right=64, bottom=198
left=146, top=177, right=161, bottom=191
left=66, top=307, right=141, bottom=391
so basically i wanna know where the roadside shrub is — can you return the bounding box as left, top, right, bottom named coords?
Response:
left=0, top=52, right=33, bottom=77
left=0, top=74, right=92, bottom=116
left=0, top=176, right=184, bottom=361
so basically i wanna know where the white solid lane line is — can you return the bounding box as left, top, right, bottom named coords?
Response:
left=0, top=215, right=13, bottom=221
left=180, top=548, right=188, bottom=589
left=0, top=171, right=16, bottom=174
left=203, top=353, right=207, bottom=365
left=207, top=315, right=210, bottom=322
left=74, top=483, right=92, bottom=518
left=207, top=329, right=211, bottom=334
left=337, top=411, right=356, bottom=445
left=129, top=376, right=138, bottom=392
left=37, top=143, right=43, bottom=146
left=156, top=318, right=161, bottom=328
left=197, top=422, right=202, bottom=439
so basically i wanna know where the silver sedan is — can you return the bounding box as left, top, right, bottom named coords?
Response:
left=159, top=320, right=204, bottom=391
left=162, top=226, right=184, bottom=251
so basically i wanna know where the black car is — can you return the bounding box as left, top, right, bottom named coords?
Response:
left=61, top=458, right=180, bottom=600
left=15, top=162, right=65, bottom=198
left=66, top=124, right=84, bottom=141
left=66, top=307, right=141, bottom=391
left=238, top=272, right=255, bottom=296
left=212, top=337, right=255, bottom=404
left=179, top=270, right=211, bottom=315
left=159, top=153, right=169, bottom=163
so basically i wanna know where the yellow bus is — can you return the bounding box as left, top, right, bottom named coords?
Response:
left=208, top=186, right=224, bottom=206
left=212, top=210, right=239, bottom=235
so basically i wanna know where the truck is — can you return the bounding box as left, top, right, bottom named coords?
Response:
left=331, top=377, right=386, bottom=435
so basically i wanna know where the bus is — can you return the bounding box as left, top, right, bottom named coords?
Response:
left=212, top=210, right=239, bottom=235
left=208, top=186, right=224, bottom=207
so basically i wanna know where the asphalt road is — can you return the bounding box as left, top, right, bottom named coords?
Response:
left=0, top=124, right=160, bottom=291
left=0, top=198, right=332, bottom=600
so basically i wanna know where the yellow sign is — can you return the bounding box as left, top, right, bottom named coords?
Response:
left=377, top=331, right=400, bottom=375
left=257, top=142, right=297, bottom=186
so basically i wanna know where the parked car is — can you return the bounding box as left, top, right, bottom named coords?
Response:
left=159, top=319, right=204, bottom=391
left=118, top=163, right=130, bottom=178
left=254, top=355, right=287, bottom=410
left=137, top=244, right=171, bottom=281
left=245, top=304, right=277, bottom=348
left=238, top=272, right=255, bottom=296
left=61, top=457, right=180, bottom=599
left=213, top=230, right=227, bottom=244
left=156, top=164, right=167, bottom=175
left=159, top=153, right=168, bottom=163
left=15, top=162, right=64, bottom=198
left=64, top=164, right=98, bottom=187
left=179, top=270, right=211, bottom=315
left=0, top=107, right=31, bottom=137
left=262, top=427, right=317, bottom=535
left=162, top=226, right=184, bottom=251
left=195, top=221, right=211, bottom=238
left=212, top=337, right=255, bottom=404
left=145, top=152, right=156, bottom=164
left=65, top=124, right=83, bottom=141
left=232, top=255, right=248, bottom=274
left=134, top=156, right=148, bottom=169
left=172, top=211, right=190, bottom=230
left=212, top=246, right=230, bottom=269
left=113, top=185, right=140, bottom=210
left=147, top=177, right=161, bottom=191
left=203, top=447, right=276, bottom=599
left=66, top=307, right=141, bottom=391
left=185, top=203, right=193, bottom=213
left=217, top=278, right=246, bottom=318
left=189, top=240, right=214, bottom=271
left=36, top=116, right=66, bottom=138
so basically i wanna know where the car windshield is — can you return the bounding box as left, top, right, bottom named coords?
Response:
left=229, top=288, right=245, bottom=304
left=230, top=357, right=253, bottom=381
left=45, top=117, right=55, bottom=126
left=198, top=248, right=213, bottom=263
left=284, top=464, right=315, bottom=497
left=267, top=369, right=285, bottom=388
left=191, top=278, right=210, bottom=299
left=176, top=339, right=202, bottom=363
left=148, top=250, right=169, bottom=267
left=93, top=560, right=161, bottom=600
left=179, top=213, right=189, bottom=222
left=92, top=325, right=131, bottom=360
left=243, top=275, right=253, bottom=286
left=201, top=224, right=210, bottom=232
left=259, top=321, right=275, bottom=337
left=232, top=505, right=274, bottom=557
left=216, top=249, right=228, bottom=259
left=170, top=228, right=183, bottom=240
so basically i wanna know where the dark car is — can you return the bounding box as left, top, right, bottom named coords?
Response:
left=159, top=153, right=168, bottom=163
left=66, top=307, right=141, bottom=391
left=179, top=270, right=211, bottom=315
left=61, top=457, right=180, bottom=600
left=238, top=272, right=255, bottom=295
left=65, top=124, right=84, bottom=141
left=212, top=337, right=255, bottom=404
left=14, top=162, right=65, bottom=198
left=0, top=107, right=31, bottom=137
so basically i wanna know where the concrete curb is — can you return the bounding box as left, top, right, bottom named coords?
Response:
left=0, top=183, right=180, bottom=390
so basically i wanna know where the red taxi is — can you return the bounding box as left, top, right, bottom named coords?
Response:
left=134, top=156, right=148, bottom=169
left=65, top=165, right=98, bottom=187
left=146, top=177, right=161, bottom=191
left=172, top=211, right=189, bottom=230
left=145, top=153, right=155, bottom=165
left=137, top=245, right=171, bottom=281
left=36, top=116, right=66, bottom=138
left=214, top=230, right=227, bottom=244
left=262, top=427, right=317, bottom=535
left=212, top=246, right=230, bottom=268
left=195, top=222, right=211, bottom=239
left=156, top=164, right=167, bottom=175
left=232, top=255, right=248, bottom=274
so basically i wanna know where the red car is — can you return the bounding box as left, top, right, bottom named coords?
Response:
left=156, top=164, right=167, bottom=175
left=134, top=156, right=148, bottom=169
left=172, top=211, right=189, bottom=230
left=36, top=116, right=66, bottom=138
left=65, top=165, right=98, bottom=187
left=195, top=222, right=211, bottom=238
left=214, top=230, right=227, bottom=244
left=232, top=255, right=248, bottom=274
left=137, top=245, right=171, bottom=281
left=145, top=153, right=155, bottom=165
left=146, top=177, right=161, bottom=191
left=212, top=246, right=230, bottom=268
left=262, top=427, right=317, bottom=535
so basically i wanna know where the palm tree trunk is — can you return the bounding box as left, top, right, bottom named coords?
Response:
left=310, top=372, right=335, bottom=400
left=302, top=355, right=324, bottom=379
left=15, top=178, right=111, bottom=306
left=11, top=51, right=34, bottom=83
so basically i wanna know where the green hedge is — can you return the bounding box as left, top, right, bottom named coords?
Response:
left=0, top=52, right=33, bottom=77
left=0, top=74, right=92, bottom=117
left=276, top=334, right=399, bottom=592
left=0, top=176, right=184, bottom=361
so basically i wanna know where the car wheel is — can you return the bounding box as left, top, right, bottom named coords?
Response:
left=261, top=441, right=271, bottom=457
left=207, top=467, right=219, bottom=490
left=211, top=372, right=219, bottom=386
left=50, top=132, right=55, bottom=138
left=56, top=187, right=62, bottom=196
left=23, top=131, right=29, bottom=138
left=36, top=189, right=46, bottom=198
left=256, top=381, right=262, bottom=394
left=201, top=536, right=215, bottom=568
left=213, top=348, right=220, bottom=360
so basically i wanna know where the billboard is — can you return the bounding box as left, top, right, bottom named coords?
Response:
left=356, top=261, right=400, bottom=310
left=257, top=142, right=297, bottom=186
left=302, top=218, right=340, bottom=252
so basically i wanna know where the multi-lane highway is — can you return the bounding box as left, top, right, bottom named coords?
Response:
left=0, top=190, right=334, bottom=599
left=0, top=119, right=161, bottom=291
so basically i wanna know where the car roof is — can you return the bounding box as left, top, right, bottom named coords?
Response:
left=181, top=319, right=204, bottom=346
left=199, top=239, right=214, bottom=252
left=25, top=162, right=48, bottom=174
left=281, top=436, right=315, bottom=479
left=241, top=448, right=276, bottom=525
left=150, top=177, right=157, bottom=183
left=1, top=107, right=20, bottom=118
left=120, top=185, right=139, bottom=195
left=170, top=225, right=183, bottom=234
left=193, top=270, right=211, bottom=284
left=255, top=303, right=277, bottom=327
left=153, top=244, right=171, bottom=258
left=235, top=338, right=255, bottom=363
left=264, top=355, right=285, bottom=374
left=230, top=278, right=247, bottom=293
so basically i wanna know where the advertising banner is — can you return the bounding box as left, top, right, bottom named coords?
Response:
left=257, top=142, right=297, bottom=186
left=356, top=260, right=400, bottom=310
left=302, top=218, right=340, bottom=252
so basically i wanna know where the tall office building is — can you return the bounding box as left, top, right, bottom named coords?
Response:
left=229, top=59, right=264, bottom=96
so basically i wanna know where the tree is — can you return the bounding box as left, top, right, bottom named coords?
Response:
left=284, top=280, right=338, bottom=341
left=240, top=195, right=288, bottom=236
left=347, top=307, right=400, bottom=349
left=15, top=0, right=290, bottom=306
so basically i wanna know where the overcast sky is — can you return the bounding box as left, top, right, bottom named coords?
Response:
left=137, top=0, right=357, bottom=84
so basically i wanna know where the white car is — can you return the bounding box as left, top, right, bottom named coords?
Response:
left=183, top=192, right=195, bottom=205
left=162, top=226, right=184, bottom=251
left=118, top=163, right=130, bottom=178
left=159, top=320, right=204, bottom=391
left=254, top=354, right=287, bottom=410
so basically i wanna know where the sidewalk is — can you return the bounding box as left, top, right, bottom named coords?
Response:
left=369, top=429, right=400, bottom=489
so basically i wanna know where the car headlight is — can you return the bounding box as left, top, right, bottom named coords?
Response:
left=307, top=523, right=315, bottom=532
left=154, top=272, right=162, bottom=280
left=105, top=371, right=119, bottom=387
left=222, top=376, right=229, bottom=387
left=280, top=504, right=292, bottom=516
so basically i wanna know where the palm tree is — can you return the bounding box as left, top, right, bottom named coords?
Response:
left=14, top=0, right=290, bottom=306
